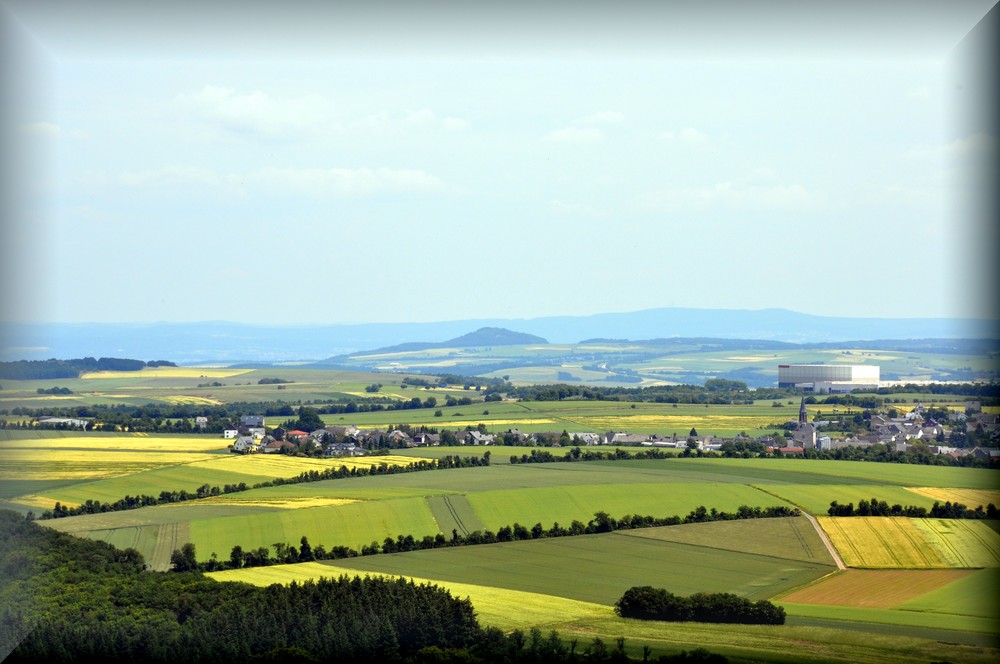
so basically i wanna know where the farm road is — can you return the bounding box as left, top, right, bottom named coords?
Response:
left=803, top=512, right=846, bottom=570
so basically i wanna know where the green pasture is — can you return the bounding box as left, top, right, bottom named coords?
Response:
left=650, top=457, right=1000, bottom=489
left=466, top=482, right=787, bottom=532
left=189, top=496, right=440, bottom=561
left=779, top=602, right=998, bottom=634
left=207, top=526, right=997, bottom=662
left=31, top=455, right=999, bottom=570
left=290, top=520, right=836, bottom=605
left=753, top=484, right=943, bottom=515
left=626, top=516, right=833, bottom=565
left=565, top=613, right=999, bottom=663
left=896, top=568, right=1000, bottom=619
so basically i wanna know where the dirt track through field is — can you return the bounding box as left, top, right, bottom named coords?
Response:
left=803, top=512, right=846, bottom=570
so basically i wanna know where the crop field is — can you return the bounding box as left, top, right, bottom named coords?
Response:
left=895, top=568, right=1000, bottom=619
left=324, top=400, right=804, bottom=436
left=627, top=516, right=832, bottom=564
left=6, top=425, right=995, bottom=660
left=753, top=484, right=942, bottom=514
left=905, top=487, right=1000, bottom=509
left=778, top=569, right=974, bottom=608
left=818, top=517, right=1000, bottom=568
left=213, top=518, right=834, bottom=605
left=465, top=482, right=786, bottom=532
left=82, top=367, right=255, bottom=379
left=189, top=496, right=441, bottom=561
left=206, top=526, right=998, bottom=663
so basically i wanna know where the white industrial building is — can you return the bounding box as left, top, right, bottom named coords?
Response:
left=778, top=364, right=880, bottom=392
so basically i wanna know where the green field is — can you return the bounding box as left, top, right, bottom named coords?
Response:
left=754, top=484, right=943, bottom=514
left=4, top=422, right=997, bottom=661
left=207, top=520, right=999, bottom=662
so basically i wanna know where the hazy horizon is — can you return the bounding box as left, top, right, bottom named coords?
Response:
left=2, top=1, right=997, bottom=327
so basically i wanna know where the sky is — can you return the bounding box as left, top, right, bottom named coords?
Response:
left=1, top=1, right=997, bottom=326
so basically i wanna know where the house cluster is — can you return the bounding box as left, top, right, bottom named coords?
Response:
left=774, top=400, right=999, bottom=460
left=225, top=401, right=998, bottom=461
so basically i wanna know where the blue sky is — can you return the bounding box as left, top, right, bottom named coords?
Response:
left=1, top=1, right=996, bottom=325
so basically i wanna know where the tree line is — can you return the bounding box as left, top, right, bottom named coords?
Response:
left=38, top=453, right=489, bottom=520
left=1, top=510, right=733, bottom=663
left=615, top=586, right=785, bottom=625
left=0, top=357, right=175, bottom=380
left=827, top=498, right=998, bottom=519
left=508, top=443, right=996, bottom=469
left=180, top=505, right=801, bottom=572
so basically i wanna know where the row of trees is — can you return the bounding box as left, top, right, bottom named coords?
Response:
left=615, top=586, right=786, bottom=625
left=39, top=454, right=488, bottom=520
left=186, top=505, right=800, bottom=572
left=827, top=499, right=999, bottom=519
left=0, top=356, right=174, bottom=380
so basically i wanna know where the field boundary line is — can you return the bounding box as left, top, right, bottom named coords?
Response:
left=803, top=513, right=846, bottom=570
left=615, top=527, right=838, bottom=567
left=772, top=569, right=846, bottom=600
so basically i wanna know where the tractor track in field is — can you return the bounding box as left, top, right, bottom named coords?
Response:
left=442, top=495, right=469, bottom=536
left=803, top=512, right=846, bottom=570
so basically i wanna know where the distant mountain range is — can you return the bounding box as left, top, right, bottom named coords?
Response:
left=1, top=307, right=996, bottom=363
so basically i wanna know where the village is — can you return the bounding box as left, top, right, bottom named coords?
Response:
left=223, top=401, right=1000, bottom=464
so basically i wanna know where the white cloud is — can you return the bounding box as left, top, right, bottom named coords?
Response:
left=903, top=132, right=995, bottom=160
left=658, top=127, right=708, bottom=145
left=176, top=85, right=332, bottom=137
left=544, top=127, right=604, bottom=143
left=91, top=165, right=454, bottom=197
left=250, top=167, right=452, bottom=196
left=636, top=181, right=816, bottom=212
left=544, top=111, right=623, bottom=143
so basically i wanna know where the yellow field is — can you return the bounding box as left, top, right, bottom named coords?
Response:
left=0, top=395, right=80, bottom=402
left=13, top=495, right=83, bottom=509
left=914, top=519, right=1000, bottom=568
left=191, top=454, right=433, bottom=479
left=159, top=396, right=225, bottom=406
left=80, top=367, right=253, bottom=379
left=574, top=415, right=772, bottom=430
left=819, top=517, right=1000, bottom=568
left=198, top=496, right=360, bottom=509
left=906, top=487, right=1000, bottom=508
left=0, top=449, right=219, bottom=480
left=207, top=562, right=610, bottom=630
left=0, top=436, right=227, bottom=452
left=433, top=418, right=557, bottom=427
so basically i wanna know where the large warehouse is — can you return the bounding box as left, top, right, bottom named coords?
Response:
left=778, top=364, right=880, bottom=392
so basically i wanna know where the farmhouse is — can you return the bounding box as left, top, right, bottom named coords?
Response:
left=240, top=415, right=266, bottom=428
left=231, top=436, right=258, bottom=453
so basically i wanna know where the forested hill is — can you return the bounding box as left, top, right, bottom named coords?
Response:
left=315, top=327, right=547, bottom=365
left=0, top=357, right=175, bottom=381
